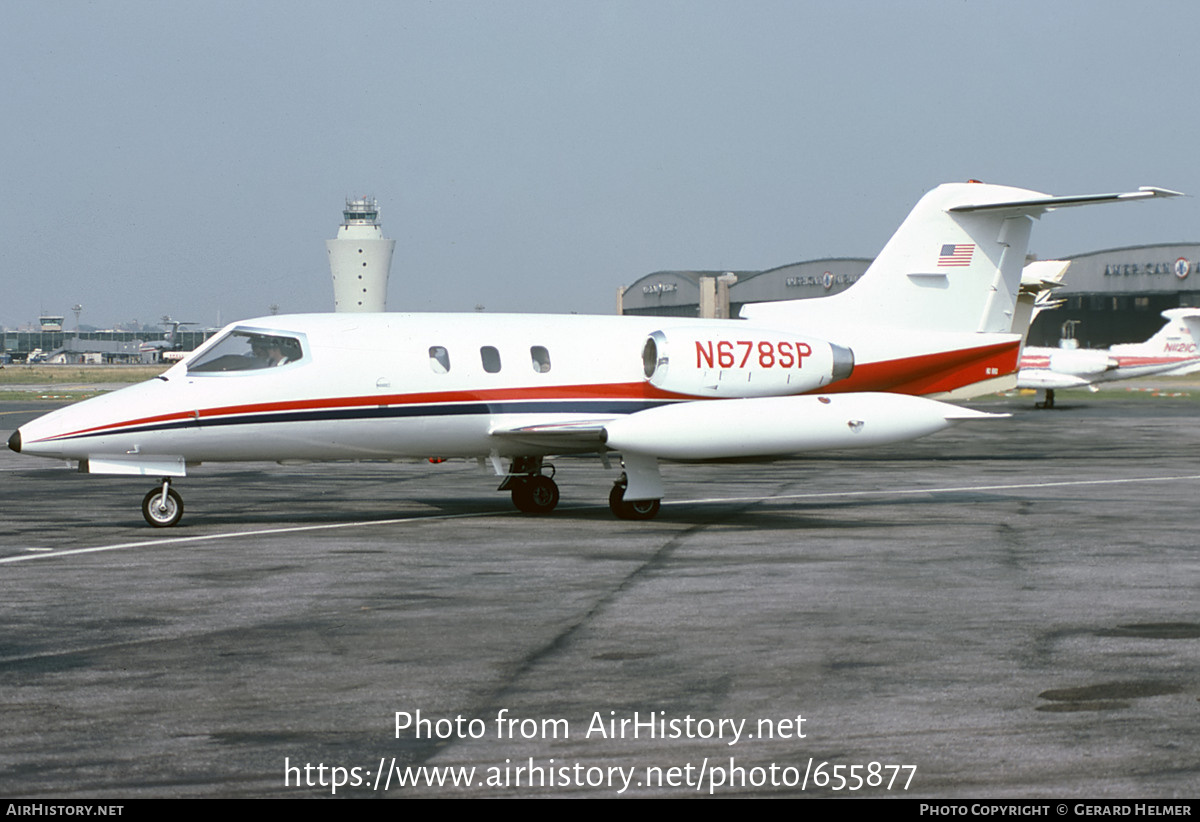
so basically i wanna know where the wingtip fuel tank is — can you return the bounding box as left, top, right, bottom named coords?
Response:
left=603, top=392, right=1003, bottom=461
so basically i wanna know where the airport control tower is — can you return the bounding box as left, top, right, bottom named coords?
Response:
left=327, top=196, right=396, bottom=312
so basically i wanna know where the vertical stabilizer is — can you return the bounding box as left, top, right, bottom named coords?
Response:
left=1112, top=307, right=1200, bottom=356
left=740, top=183, right=1180, bottom=337
left=1175, top=310, right=1200, bottom=351
left=1153, top=308, right=1200, bottom=354
left=853, top=182, right=1039, bottom=333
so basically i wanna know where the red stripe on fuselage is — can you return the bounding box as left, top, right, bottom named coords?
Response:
left=1110, top=355, right=1199, bottom=368
left=823, top=340, right=1020, bottom=395
left=1020, top=353, right=1200, bottom=369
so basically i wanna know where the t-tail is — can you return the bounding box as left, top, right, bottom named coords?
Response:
left=1109, top=307, right=1200, bottom=373
left=740, top=182, right=1181, bottom=398
left=1121, top=308, right=1200, bottom=355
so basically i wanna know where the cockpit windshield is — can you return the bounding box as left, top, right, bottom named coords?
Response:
left=187, top=329, right=305, bottom=374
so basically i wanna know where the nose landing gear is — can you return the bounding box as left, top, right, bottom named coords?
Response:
left=142, top=479, right=184, bottom=527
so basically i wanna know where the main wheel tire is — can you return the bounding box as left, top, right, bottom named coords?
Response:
left=512, top=475, right=559, bottom=514
left=608, top=483, right=661, bottom=520
left=142, top=487, right=184, bottom=528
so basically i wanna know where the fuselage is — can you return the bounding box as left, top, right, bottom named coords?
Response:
left=11, top=311, right=1019, bottom=468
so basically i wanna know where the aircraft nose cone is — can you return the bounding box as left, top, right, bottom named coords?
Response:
left=7, top=428, right=21, bottom=453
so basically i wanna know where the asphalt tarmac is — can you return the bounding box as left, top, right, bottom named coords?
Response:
left=0, top=393, right=1197, bottom=798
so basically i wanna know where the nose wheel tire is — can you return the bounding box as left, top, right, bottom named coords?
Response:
left=511, top=475, right=559, bottom=514
left=142, top=487, right=184, bottom=528
left=609, top=483, right=661, bottom=520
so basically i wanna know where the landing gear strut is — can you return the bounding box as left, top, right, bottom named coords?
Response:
left=500, top=456, right=560, bottom=514
left=608, top=474, right=661, bottom=520
left=1036, top=388, right=1056, bottom=409
left=142, top=479, right=184, bottom=528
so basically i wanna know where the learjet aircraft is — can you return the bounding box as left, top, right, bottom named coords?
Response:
left=8, top=182, right=1179, bottom=525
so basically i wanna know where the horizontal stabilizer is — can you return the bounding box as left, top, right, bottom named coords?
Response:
left=1021, top=260, right=1070, bottom=292
left=949, top=186, right=1183, bottom=215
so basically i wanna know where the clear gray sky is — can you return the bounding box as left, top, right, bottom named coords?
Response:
left=3, top=0, right=1198, bottom=330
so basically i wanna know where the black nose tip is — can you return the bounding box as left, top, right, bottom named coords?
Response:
left=7, top=429, right=21, bottom=453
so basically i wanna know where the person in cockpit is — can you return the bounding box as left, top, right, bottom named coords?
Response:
left=188, top=331, right=302, bottom=373
left=249, top=337, right=294, bottom=367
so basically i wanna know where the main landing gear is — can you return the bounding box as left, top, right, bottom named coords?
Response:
left=142, top=479, right=184, bottom=528
left=1036, top=388, right=1057, bottom=409
left=499, top=458, right=663, bottom=519
left=500, top=456, right=560, bottom=514
left=608, top=474, right=661, bottom=520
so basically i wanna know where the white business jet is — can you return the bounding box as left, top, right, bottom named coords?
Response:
left=8, top=182, right=1179, bottom=526
left=1019, top=308, right=1200, bottom=407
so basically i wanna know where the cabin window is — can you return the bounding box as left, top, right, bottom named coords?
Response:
left=481, top=346, right=502, bottom=373
left=187, top=329, right=305, bottom=373
left=530, top=346, right=551, bottom=373
left=429, top=346, right=451, bottom=374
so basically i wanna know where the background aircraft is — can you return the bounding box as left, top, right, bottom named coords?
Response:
left=8, top=182, right=1180, bottom=526
left=1018, top=308, right=1200, bottom=407
left=136, top=317, right=198, bottom=363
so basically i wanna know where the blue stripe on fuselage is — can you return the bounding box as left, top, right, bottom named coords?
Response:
left=45, top=399, right=675, bottom=443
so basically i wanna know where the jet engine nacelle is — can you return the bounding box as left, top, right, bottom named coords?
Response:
left=1048, top=348, right=1118, bottom=377
left=642, top=327, right=854, bottom=398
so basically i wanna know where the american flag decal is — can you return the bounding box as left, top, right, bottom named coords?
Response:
left=938, top=243, right=974, bottom=266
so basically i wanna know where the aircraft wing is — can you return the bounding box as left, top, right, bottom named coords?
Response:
left=492, top=394, right=1009, bottom=465
left=1165, top=359, right=1200, bottom=376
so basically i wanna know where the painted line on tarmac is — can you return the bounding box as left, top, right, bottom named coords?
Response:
left=676, top=472, right=1200, bottom=506
left=5, top=473, right=1200, bottom=565
left=0, top=510, right=503, bottom=565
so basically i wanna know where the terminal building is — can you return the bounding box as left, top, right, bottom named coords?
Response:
left=0, top=325, right=214, bottom=364
left=618, top=243, right=1200, bottom=349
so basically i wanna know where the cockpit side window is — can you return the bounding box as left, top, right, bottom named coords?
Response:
left=187, top=329, right=305, bottom=374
